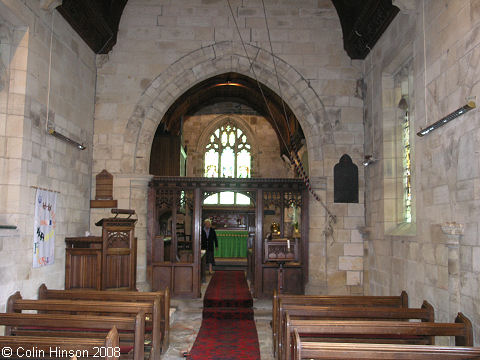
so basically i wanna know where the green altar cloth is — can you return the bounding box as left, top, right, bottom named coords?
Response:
left=214, top=230, right=248, bottom=258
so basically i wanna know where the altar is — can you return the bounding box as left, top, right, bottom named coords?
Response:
left=215, top=230, right=248, bottom=258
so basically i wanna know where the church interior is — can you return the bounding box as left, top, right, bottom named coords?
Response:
left=2, top=0, right=480, bottom=358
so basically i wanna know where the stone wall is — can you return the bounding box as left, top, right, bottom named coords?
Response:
left=0, top=1, right=96, bottom=309
left=364, top=0, right=480, bottom=343
left=92, top=0, right=365, bottom=294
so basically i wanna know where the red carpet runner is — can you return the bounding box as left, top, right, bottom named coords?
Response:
left=187, top=271, right=260, bottom=360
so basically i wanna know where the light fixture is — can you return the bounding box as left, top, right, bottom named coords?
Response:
left=417, top=100, right=476, bottom=137
left=48, top=129, right=86, bottom=150
left=363, top=155, right=378, bottom=167
left=214, top=81, right=244, bottom=87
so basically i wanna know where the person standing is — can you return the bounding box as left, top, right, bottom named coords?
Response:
left=201, top=218, right=218, bottom=274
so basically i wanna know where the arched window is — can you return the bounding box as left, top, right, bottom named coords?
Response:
left=395, top=61, right=413, bottom=224
left=203, top=122, right=252, bottom=205
left=204, top=122, right=251, bottom=178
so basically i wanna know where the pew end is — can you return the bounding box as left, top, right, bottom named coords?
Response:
left=420, top=300, right=435, bottom=322
left=134, top=311, right=145, bottom=360
left=105, top=326, right=120, bottom=358
left=293, top=329, right=302, bottom=360
left=163, top=286, right=170, bottom=353
left=38, top=283, right=48, bottom=300
left=5, top=291, right=22, bottom=335
left=6, top=291, right=22, bottom=313
left=455, top=312, right=473, bottom=346
left=400, top=290, right=408, bottom=308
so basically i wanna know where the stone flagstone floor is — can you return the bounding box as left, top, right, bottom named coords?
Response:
left=162, top=273, right=274, bottom=359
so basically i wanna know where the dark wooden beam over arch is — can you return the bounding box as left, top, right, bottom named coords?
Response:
left=56, top=0, right=399, bottom=59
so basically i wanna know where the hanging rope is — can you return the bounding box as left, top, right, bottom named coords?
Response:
left=226, top=0, right=335, bottom=220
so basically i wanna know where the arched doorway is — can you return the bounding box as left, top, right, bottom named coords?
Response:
left=146, top=72, right=310, bottom=298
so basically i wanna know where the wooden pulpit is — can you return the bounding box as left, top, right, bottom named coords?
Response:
left=65, top=209, right=137, bottom=290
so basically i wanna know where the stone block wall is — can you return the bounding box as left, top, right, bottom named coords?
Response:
left=364, top=0, right=480, bottom=343
left=93, top=0, right=365, bottom=294
left=0, top=1, right=96, bottom=310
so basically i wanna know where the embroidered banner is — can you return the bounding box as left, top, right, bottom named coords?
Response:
left=33, top=189, right=57, bottom=268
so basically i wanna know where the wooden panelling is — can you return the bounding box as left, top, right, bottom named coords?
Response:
left=149, top=135, right=181, bottom=176
left=174, top=266, right=193, bottom=294
left=262, top=267, right=278, bottom=296
left=282, top=267, right=303, bottom=294
left=65, top=216, right=137, bottom=291
left=152, top=266, right=171, bottom=292
left=65, top=248, right=102, bottom=290
left=262, top=266, right=304, bottom=296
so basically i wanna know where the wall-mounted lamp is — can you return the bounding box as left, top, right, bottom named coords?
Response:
left=48, top=129, right=86, bottom=150
left=417, top=101, right=476, bottom=137
left=363, top=155, right=378, bottom=167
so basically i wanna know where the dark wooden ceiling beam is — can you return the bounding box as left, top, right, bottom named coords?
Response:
left=58, top=0, right=398, bottom=59
left=57, top=0, right=127, bottom=54
left=332, top=0, right=399, bottom=59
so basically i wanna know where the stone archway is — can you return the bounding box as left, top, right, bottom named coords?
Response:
left=122, top=40, right=331, bottom=175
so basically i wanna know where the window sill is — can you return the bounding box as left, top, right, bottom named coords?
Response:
left=385, top=222, right=416, bottom=237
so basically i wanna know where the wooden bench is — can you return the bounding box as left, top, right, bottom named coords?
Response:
left=272, top=290, right=408, bottom=356
left=0, top=312, right=145, bottom=360
left=284, top=313, right=473, bottom=360
left=0, top=327, right=119, bottom=360
left=277, top=301, right=434, bottom=360
left=38, top=284, right=170, bottom=356
left=7, top=292, right=160, bottom=360
left=292, top=330, right=480, bottom=359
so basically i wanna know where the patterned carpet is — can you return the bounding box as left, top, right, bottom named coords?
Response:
left=203, top=270, right=254, bottom=309
left=188, top=271, right=260, bottom=360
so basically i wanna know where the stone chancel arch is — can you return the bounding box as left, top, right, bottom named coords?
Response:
left=123, top=41, right=330, bottom=175
left=113, top=40, right=361, bottom=295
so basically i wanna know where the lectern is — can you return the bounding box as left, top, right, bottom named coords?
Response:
left=65, top=209, right=137, bottom=290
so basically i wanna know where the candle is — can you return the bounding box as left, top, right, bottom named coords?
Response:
left=287, top=239, right=290, bottom=251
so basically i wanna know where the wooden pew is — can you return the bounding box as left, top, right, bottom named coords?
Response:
left=0, top=312, right=145, bottom=360
left=38, top=284, right=170, bottom=355
left=0, top=327, right=119, bottom=360
left=272, top=290, right=408, bottom=357
left=292, top=330, right=480, bottom=360
left=6, top=292, right=160, bottom=360
left=284, top=313, right=473, bottom=360
left=277, top=301, right=434, bottom=360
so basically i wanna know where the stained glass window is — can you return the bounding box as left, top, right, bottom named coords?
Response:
left=204, top=122, right=252, bottom=205
left=395, top=59, right=413, bottom=224
left=402, top=109, right=412, bottom=223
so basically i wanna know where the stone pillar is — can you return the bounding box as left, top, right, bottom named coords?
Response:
left=440, top=222, right=463, bottom=320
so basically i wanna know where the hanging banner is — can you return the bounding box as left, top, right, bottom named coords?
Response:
left=33, top=189, right=57, bottom=268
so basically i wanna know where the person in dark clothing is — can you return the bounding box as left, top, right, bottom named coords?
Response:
left=201, top=218, right=218, bottom=274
